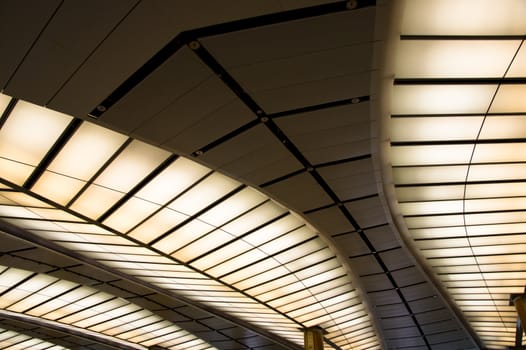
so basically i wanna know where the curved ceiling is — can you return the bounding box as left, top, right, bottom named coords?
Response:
left=0, top=1, right=525, bottom=350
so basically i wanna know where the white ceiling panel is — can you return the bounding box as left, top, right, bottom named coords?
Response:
left=400, top=0, right=526, bottom=35
left=507, top=43, right=526, bottom=77
left=395, top=40, right=520, bottom=78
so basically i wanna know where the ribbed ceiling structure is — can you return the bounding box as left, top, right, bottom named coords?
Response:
left=0, top=0, right=525, bottom=349
left=382, top=0, right=526, bottom=349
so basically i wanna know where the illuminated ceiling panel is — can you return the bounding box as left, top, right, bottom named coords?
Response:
left=0, top=265, right=213, bottom=350
left=0, top=327, right=68, bottom=350
left=388, top=1, right=526, bottom=348
left=0, top=93, right=380, bottom=349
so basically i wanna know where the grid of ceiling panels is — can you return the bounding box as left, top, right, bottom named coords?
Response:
left=162, top=8, right=476, bottom=350
left=390, top=0, right=526, bottom=349
left=0, top=93, right=378, bottom=349
left=0, top=0, right=490, bottom=349
left=0, top=228, right=299, bottom=350
left=0, top=327, right=67, bottom=350
left=0, top=264, right=214, bottom=350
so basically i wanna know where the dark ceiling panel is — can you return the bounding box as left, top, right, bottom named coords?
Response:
left=5, top=0, right=137, bottom=106
left=305, top=207, right=355, bottom=235
left=202, top=9, right=376, bottom=68
left=278, top=109, right=371, bottom=164
left=317, top=158, right=377, bottom=200
left=263, top=172, right=333, bottom=212
left=199, top=125, right=304, bottom=186
left=253, top=71, right=372, bottom=113
left=0, top=0, right=61, bottom=89
left=99, top=48, right=212, bottom=135
left=345, top=196, right=388, bottom=228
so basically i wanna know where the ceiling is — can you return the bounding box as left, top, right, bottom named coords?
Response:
left=0, top=0, right=524, bottom=349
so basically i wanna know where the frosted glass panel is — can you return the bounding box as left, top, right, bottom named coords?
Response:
left=198, top=187, right=266, bottom=226
left=0, top=101, right=71, bottom=184
left=393, top=165, right=468, bottom=184
left=396, top=40, right=518, bottom=78
left=400, top=0, right=526, bottom=35
left=127, top=208, right=188, bottom=242
left=392, top=85, right=496, bottom=115
left=391, top=116, right=482, bottom=141
left=168, top=172, right=240, bottom=216
left=69, top=184, right=123, bottom=219
left=103, top=197, right=160, bottom=232
left=490, top=85, right=526, bottom=113
left=507, top=44, right=526, bottom=77
left=391, top=145, right=473, bottom=166
left=93, top=140, right=170, bottom=192
left=32, top=171, right=85, bottom=205
left=480, top=116, right=526, bottom=139
left=135, top=157, right=210, bottom=204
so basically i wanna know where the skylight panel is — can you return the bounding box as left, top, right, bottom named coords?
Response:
left=32, top=122, right=127, bottom=204
left=152, top=219, right=215, bottom=254
left=479, top=115, right=526, bottom=139
left=7, top=280, right=76, bottom=313
left=0, top=92, right=380, bottom=349
left=471, top=143, right=526, bottom=163
left=0, top=93, right=11, bottom=112
left=400, top=0, right=526, bottom=35
left=490, top=85, right=526, bottom=113
left=395, top=185, right=465, bottom=202
left=392, top=85, right=496, bottom=115
left=393, top=165, right=468, bottom=185
left=70, top=140, right=170, bottom=218
left=190, top=239, right=254, bottom=271
left=134, top=156, right=210, bottom=204
left=220, top=200, right=288, bottom=236
left=103, top=197, right=160, bottom=232
left=396, top=40, right=519, bottom=78
left=0, top=274, right=57, bottom=309
left=391, top=145, right=475, bottom=166
left=127, top=207, right=188, bottom=242
left=197, top=187, right=267, bottom=227
left=0, top=100, right=71, bottom=185
left=392, top=116, right=485, bottom=142
left=167, top=172, right=240, bottom=216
